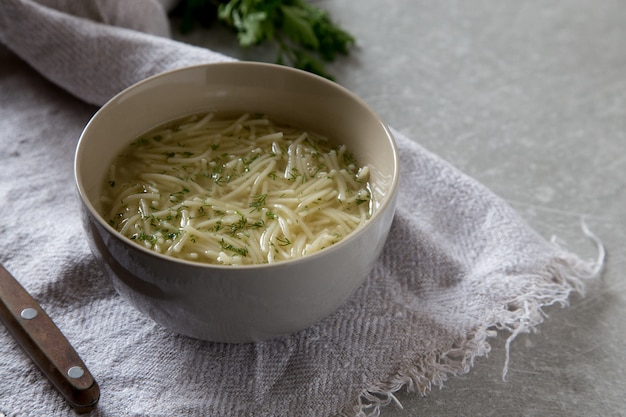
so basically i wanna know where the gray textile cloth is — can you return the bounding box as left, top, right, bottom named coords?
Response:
left=0, top=1, right=602, bottom=416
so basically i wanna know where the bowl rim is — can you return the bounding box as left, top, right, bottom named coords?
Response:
left=74, top=61, right=400, bottom=270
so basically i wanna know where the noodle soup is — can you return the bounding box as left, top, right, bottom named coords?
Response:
left=101, top=113, right=372, bottom=265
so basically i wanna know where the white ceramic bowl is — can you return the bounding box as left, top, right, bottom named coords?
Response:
left=75, top=62, right=399, bottom=342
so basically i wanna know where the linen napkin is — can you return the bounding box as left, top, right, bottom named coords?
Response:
left=0, top=1, right=603, bottom=416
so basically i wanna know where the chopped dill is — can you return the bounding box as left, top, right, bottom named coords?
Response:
left=134, top=232, right=157, bottom=244
left=343, top=151, right=357, bottom=165
left=251, top=219, right=265, bottom=229
left=220, top=239, right=249, bottom=257
left=229, top=214, right=248, bottom=235
left=249, top=194, right=267, bottom=211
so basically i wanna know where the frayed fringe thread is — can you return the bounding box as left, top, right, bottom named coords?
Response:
left=347, top=219, right=605, bottom=417
left=500, top=217, right=605, bottom=381
left=344, top=327, right=495, bottom=417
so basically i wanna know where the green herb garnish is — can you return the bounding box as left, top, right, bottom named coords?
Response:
left=171, top=0, right=355, bottom=79
left=220, top=239, right=249, bottom=256
left=249, top=193, right=267, bottom=211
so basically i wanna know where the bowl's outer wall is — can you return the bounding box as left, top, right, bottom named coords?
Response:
left=75, top=62, right=399, bottom=342
left=81, top=191, right=397, bottom=342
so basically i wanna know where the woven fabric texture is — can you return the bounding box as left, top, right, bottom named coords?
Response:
left=0, top=1, right=601, bottom=416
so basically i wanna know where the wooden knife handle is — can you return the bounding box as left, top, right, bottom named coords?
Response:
left=0, top=263, right=100, bottom=413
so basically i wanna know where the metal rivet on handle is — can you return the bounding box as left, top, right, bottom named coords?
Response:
left=67, top=366, right=85, bottom=379
left=20, top=308, right=38, bottom=320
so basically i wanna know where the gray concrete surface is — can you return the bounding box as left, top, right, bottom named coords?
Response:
left=174, top=1, right=625, bottom=415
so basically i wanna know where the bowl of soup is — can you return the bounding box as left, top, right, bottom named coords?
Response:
left=74, top=62, right=399, bottom=342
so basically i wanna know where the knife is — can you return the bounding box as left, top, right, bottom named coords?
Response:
left=0, top=263, right=100, bottom=413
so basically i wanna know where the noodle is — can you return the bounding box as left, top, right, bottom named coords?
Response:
left=101, top=113, right=372, bottom=265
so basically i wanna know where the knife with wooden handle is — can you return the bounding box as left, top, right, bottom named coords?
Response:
left=0, top=263, right=100, bottom=413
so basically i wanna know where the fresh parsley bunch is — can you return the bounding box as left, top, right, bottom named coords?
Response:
left=173, top=0, right=355, bottom=79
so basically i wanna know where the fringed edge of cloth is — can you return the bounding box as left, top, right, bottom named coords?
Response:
left=344, top=218, right=605, bottom=417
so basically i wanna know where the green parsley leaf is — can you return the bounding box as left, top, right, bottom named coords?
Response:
left=171, top=0, right=355, bottom=79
